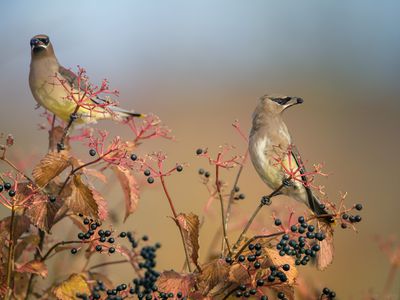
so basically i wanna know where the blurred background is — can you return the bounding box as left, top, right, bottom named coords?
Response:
left=0, top=0, right=399, bottom=298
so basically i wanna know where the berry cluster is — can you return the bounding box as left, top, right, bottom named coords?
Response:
left=77, top=280, right=129, bottom=300
left=233, top=186, right=246, bottom=201
left=198, top=168, right=210, bottom=178
left=0, top=182, right=16, bottom=198
left=321, top=287, right=336, bottom=299
left=275, top=216, right=325, bottom=266
left=225, top=242, right=293, bottom=299
left=340, top=204, right=363, bottom=229
left=71, top=215, right=117, bottom=255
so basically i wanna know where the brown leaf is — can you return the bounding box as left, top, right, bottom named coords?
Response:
left=197, top=259, right=230, bottom=294
left=49, top=126, right=70, bottom=151
left=228, top=263, right=251, bottom=285
left=14, top=234, right=40, bottom=260
left=112, top=166, right=140, bottom=221
left=15, top=260, right=48, bottom=278
left=92, top=189, right=108, bottom=220
left=65, top=175, right=100, bottom=218
left=24, top=193, right=62, bottom=232
left=176, top=213, right=200, bottom=267
left=0, top=215, right=30, bottom=243
left=157, top=270, right=195, bottom=297
left=83, top=168, right=107, bottom=183
left=316, top=221, right=334, bottom=270
left=53, top=273, right=90, bottom=300
left=32, top=151, right=71, bottom=187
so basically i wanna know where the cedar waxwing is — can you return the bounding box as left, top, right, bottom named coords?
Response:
left=29, top=34, right=143, bottom=123
left=249, top=94, right=334, bottom=269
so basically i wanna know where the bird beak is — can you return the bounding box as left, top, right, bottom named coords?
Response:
left=283, top=97, right=304, bottom=109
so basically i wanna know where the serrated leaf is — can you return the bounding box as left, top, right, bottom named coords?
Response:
left=176, top=213, right=200, bottom=268
left=157, top=270, right=195, bottom=297
left=65, top=175, right=100, bottom=218
left=24, top=193, right=62, bottom=232
left=197, top=259, right=230, bottom=294
left=53, top=273, right=90, bottom=300
left=15, top=260, right=48, bottom=278
left=33, top=151, right=70, bottom=187
left=112, top=166, right=140, bottom=222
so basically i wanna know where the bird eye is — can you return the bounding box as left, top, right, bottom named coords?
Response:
left=39, top=38, right=49, bottom=45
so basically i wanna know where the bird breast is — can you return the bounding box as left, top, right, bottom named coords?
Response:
left=249, top=134, right=284, bottom=190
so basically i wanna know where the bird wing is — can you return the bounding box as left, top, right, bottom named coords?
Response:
left=58, top=66, right=89, bottom=91
left=59, top=66, right=115, bottom=107
left=58, top=66, right=142, bottom=119
left=290, top=144, right=320, bottom=213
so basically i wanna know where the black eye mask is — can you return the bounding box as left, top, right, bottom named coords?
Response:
left=271, top=97, right=291, bottom=105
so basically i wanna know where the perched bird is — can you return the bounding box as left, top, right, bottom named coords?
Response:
left=249, top=94, right=334, bottom=269
left=29, top=34, right=143, bottom=123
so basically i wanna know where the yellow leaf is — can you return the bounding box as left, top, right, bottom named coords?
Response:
left=53, top=274, right=90, bottom=300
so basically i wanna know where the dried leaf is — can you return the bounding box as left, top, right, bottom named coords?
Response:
left=0, top=215, right=30, bottom=243
left=53, top=273, right=90, bottom=300
left=176, top=213, right=200, bottom=267
left=197, top=259, right=230, bottom=294
left=316, top=221, right=334, bottom=270
left=32, top=151, right=70, bottom=187
left=83, top=168, right=107, bottom=183
left=92, top=189, right=108, bottom=220
left=157, top=270, right=195, bottom=297
left=15, top=260, right=48, bottom=278
left=24, top=193, right=62, bottom=232
left=228, top=263, right=251, bottom=285
left=14, top=235, right=40, bottom=260
left=112, top=166, right=140, bottom=221
left=65, top=175, right=100, bottom=218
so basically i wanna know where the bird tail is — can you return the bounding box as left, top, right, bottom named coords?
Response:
left=110, top=106, right=145, bottom=120
left=308, top=194, right=333, bottom=223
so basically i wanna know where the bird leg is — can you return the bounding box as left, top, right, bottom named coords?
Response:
left=57, top=110, right=79, bottom=152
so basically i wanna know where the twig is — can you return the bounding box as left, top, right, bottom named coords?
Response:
left=5, top=204, right=16, bottom=300
left=87, top=259, right=129, bottom=271
left=57, top=148, right=115, bottom=196
left=0, top=156, right=34, bottom=184
left=225, top=150, right=248, bottom=234
left=58, top=107, right=80, bottom=152
left=232, top=180, right=288, bottom=251
left=215, top=154, right=232, bottom=256
left=159, top=174, right=193, bottom=273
